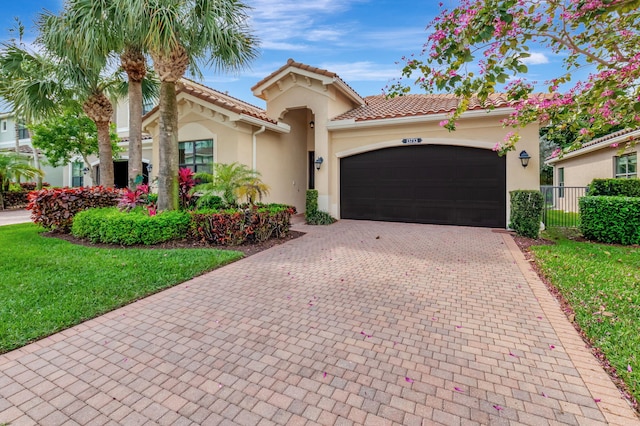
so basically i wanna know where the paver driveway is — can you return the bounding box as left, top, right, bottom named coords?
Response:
left=0, top=220, right=637, bottom=425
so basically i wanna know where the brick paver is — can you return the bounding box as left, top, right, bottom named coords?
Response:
left=1, top=220, right=638, bottom=425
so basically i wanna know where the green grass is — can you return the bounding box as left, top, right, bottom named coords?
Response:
left=0, top=223, right=243, bottom=353
left=531, top=231, right=640, bottom=401
left=542, top=209, right=581, bottom=227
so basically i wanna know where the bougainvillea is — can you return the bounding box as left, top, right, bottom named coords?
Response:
left=388, top=0, right=640, bottom=155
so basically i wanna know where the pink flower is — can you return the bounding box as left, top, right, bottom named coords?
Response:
left=405, top=377, right=414, bottom=383
left=610, top=143, right=619, bottom=148
left=628, top=364, right=633, bottom=373
left=439, top=120, right=449, bottom=127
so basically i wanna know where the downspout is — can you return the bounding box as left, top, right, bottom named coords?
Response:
left=252, top=126, right=266, bottom=170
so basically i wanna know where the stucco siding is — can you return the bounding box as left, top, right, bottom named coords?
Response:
left=552, top=146, right=638, bottom=187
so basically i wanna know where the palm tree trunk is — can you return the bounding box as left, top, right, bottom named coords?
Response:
left=128, top=80, right=143, bottom=188
left=96, top=121, right=114, bottom=187
left=157, top=81, right=179, bottom=211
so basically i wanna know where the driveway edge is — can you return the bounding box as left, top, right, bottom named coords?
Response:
left=502, top=234, right=640, bottom=425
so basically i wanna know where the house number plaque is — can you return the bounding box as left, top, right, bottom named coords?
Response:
left=402, top=138, right=422, bottom=144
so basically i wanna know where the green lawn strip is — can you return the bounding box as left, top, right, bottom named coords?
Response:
left=0, top=223, right=243, bottom=353
left=543, top=209, right=581, bottom=227
left=531, top=237, right=640, bottom=401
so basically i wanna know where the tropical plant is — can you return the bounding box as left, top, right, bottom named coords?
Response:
left=46, top=0, right=160, bottom=189
left=111, top=0, right=258, bottom=210
left=0, top=17, right=120, bottom=187
left=178, top=167, right=196, bottom=209
left=194, top=162, right=269, bottom=207
left=118, top=184, right=151, bottom=212
left=0, top=152, right=43, bottom=192
left=388, top=0, right=640, bottom=155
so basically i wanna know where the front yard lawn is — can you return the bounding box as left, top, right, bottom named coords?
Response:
left=531, top=231, right=640, bottom=404
left=0, top=223, right=243, bottom=353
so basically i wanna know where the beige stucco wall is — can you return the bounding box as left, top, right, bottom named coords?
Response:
left=328, top=115, right=540, bottom=224
left=550, top=145, right=638, bottom=187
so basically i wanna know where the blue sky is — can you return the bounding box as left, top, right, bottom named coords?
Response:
left=1, top=0, right=564, bottom=109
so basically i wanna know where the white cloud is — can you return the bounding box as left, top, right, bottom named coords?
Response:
left=521, top=52, right=550, bottom=65
left=318, top=61, right=401, bottom=81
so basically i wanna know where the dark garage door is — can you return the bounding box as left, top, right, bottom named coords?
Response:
left=340, top=145, right=506, bottom=228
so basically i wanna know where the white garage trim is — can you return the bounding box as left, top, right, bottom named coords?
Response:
left=336, top=138, right=497, bottom=159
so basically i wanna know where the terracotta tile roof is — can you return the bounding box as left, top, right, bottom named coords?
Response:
left=332, top=93, right=514, bottom=122
left=251, top=58, right=362, bottom=101
left=118, top=134, right=153, bottom=143
left=0, top=145, right=41, bottom=155
left=143, top=78, right=276, bottom=125
left=576, top=128, right=640, bottom=150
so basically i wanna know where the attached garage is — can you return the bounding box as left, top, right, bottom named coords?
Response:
left=340, top=145, right=506, bottom=228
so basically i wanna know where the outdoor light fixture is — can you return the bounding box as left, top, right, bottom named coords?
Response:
left=82, top=167, right=89, bottom=175
left=519, top=150, right=531, bottom=168
left=314, top=156, right=324, bottom=170
left=309, top=120, right=315, bottom=129
left=147, top=163, right=153, bottom=172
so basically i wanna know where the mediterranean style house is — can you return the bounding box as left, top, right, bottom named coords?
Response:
left=4, top=59, right=541, bottom=228
left=141, top=59, right=539, bottom=228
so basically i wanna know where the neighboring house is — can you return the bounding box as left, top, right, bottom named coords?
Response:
left=0, top=111, right=64, bottom=187
left=547, top=129, right=639, bottom=186
left=141, top=59, right=539, bottom=228
left=1, top=101, right=154, bottom=189
left=545, top=129, right=639, bottom=212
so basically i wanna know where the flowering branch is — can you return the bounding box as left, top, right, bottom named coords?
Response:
left=388, top=0, right=640, bottom=155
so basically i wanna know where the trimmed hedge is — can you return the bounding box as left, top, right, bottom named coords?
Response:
left=27, top=187, right=121, bottom=231
left=510, top=190, right=544, bottom=238
left=588, top=178, right=640, bottom=197
left=72, top=207, right=191, bottom=245
left=305, top=189, right=336, bottom=225
left=190, top=204, right=296, bottom=245
left=1, top=191, right=29, bottom=209
left=580, top=196, right=640, bottom=245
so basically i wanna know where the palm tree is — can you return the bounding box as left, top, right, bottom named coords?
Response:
left=194, top=162, right=269, bottom=207
left=0, top=152, right=43, bottom=192
left=52, top=0, right=155, bottom=189
left=0, top=18, right=120, bottom=188
left=114, top=0, right=258, bottom=210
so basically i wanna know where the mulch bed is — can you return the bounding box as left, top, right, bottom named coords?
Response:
left=43, top=230, right=305, bottom=257
left=511, top=234, right=639, bottom=414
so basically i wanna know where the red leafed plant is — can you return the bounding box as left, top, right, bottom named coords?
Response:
left=178, top=167, right=196, bottom=209
left=27, top=186, right=121, bottom=232
left=118, top=184, right=150, bottom=212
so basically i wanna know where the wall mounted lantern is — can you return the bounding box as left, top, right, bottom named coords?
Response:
left=83, top=167, right=89, bottom=175
left=147, top=163, right=153, bottom=172
left=519, top=150, right=531, bottom=168
left=309, top=120, right=315, bottom=129
left=314, top=157, right=324, bottom=170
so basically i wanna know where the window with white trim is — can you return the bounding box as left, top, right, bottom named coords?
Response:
left=615, top=153, right=637, bottom=178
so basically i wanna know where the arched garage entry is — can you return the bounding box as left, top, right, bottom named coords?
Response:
left=340, top=144, right=506, bottom=228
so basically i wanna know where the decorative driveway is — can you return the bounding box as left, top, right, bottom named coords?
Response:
left=0, top=220, right=637, bottom=425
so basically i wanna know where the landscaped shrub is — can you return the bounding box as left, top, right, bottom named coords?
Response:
left=190, top=204, right=296, bottom=245
left=580, top=196, right=640, bottom=245
left=306, top=189, right=318, bottom=216
left=588, top=178, right=640, bottom=197
left=1, top=191, right=29, bottom=209
left=19, top=182, right=51, bottom=191
left=194, top=194, right=225, bottom=210
left=72, top=207, right=191, bottom=245
left=305, top=189, right=336, bottom=225
left=27, top=186, right=121, bottom=231
left=510, top=190, right=544, bottom=238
